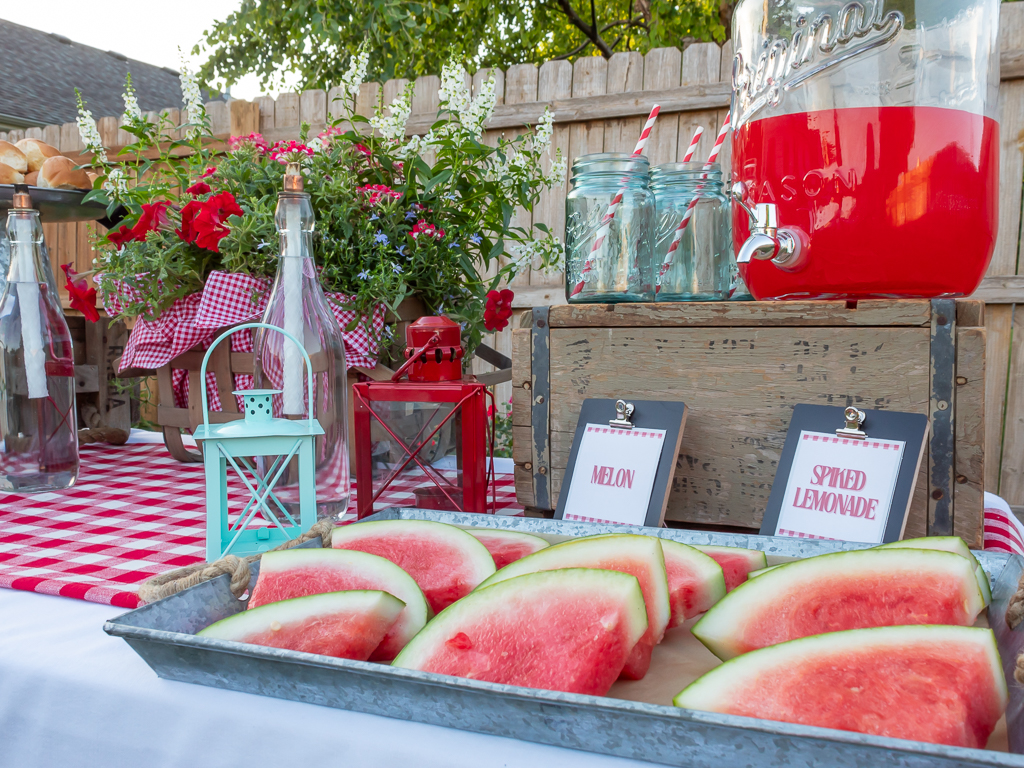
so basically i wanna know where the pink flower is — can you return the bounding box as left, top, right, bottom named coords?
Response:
left=201, top=166, right=217, bottom=178
left=186, top=180, right=211, bottom=195
left=353, top=143, right=371, bottom=157
left=484, top=289, right=514, bottom=331
left=269, top=140, right=315, bottom=164
left=357, top=184, right=402, bottom=206
left=410, top=220, right=445, bottom=240
left=230, top=133, right=269, bottom=154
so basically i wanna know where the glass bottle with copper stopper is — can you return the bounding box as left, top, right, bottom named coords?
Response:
left=0, top=185, right=79, bottom=491
left=252, top=162, right=351, bottom=521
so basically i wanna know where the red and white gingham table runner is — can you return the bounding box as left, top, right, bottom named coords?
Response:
left=109, top=271, right=387, bottom=411
left=0, top=443, right=522, bottom=609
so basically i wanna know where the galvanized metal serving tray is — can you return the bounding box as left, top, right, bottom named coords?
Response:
left=106, top=510, right=1024, bottom=768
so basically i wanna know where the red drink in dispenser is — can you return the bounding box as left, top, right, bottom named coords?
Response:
left=730, top=0, right=1000, bottom=300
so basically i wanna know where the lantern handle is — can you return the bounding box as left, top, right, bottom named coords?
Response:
left=198, top=322, right=316, bottom=431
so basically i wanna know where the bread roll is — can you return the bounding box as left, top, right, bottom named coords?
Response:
left=15, top=139, right=61, bottom=172
left=38, top=155, right=90, bottom=190
left=0, top=141, right=28, bottom=173
left=0, top=162, right=25, bottom=184
left=24, top=171, right=38, bottom=185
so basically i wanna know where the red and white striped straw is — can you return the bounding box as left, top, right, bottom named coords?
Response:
left=680, top=125, right=704, bottom=163
left=656, top=113, right=731, bottom=290
left=571, top=105, right=661, bottom=298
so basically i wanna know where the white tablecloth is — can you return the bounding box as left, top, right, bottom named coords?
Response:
left=0, top=589, right=654, bottom=768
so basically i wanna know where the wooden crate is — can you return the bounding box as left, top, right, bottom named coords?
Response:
left=66, top=314, right=132, bottom=436
left=512, top=300, right=986, bottom=544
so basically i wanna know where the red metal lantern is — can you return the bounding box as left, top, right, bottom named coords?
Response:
left=352, top=316, right=495, bottom=519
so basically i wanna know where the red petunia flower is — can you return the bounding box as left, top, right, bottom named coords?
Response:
left=60, top=264, right=100, bottom=322
left=186, top=180, right=211, bottom=195
left=352, top=143, right=371, bottom=157
left=229, top=133, right=269, bottom=154
left=178, top=191, right=243, bottom=252
left=483, top=289, right=514, bottom=332
left=106, top=201, right=170, bottom=248
left=410, top=220, right=445, bottom=241
left=269, top=140, right=314, bottom=164
left=201, top=166, right=217, bottom=178
left=356, top=184, right=402, bottom=206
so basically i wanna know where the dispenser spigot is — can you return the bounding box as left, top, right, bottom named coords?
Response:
left=731, top=182, right=805, bottom=270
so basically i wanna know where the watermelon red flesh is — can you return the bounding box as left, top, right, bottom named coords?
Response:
left=674, top=625, right=1007, bottom=749
left=198, top=591, right=405, bottom=661
left=660, top=540, right=727, bottom=627
left=393, top=568, right=648, bottom=696
left=468, top=529, right=550, bottom=570
left=692, top=549, right=985, bottom=661
left=248, top=548, right=431, bottom=661
left=695, top=545, right=767, bottom=592
left=876, top=537, right=991, bottom=607
left=475, top=533, right=670, bottom=680
left=332, top=520, right=495, bottom=614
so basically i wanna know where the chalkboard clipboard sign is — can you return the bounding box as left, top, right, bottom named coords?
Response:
left=760, top=404, right=929, bottom=544
left=555, top=399, right=688, bottom=528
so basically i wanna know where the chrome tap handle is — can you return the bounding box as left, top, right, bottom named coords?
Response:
left=731, top=182, right=759, bottom=222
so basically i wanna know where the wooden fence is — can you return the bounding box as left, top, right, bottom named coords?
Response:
left=6, top=13, right=1024, bottom=507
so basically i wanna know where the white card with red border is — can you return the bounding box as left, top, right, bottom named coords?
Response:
left=773, top=431, right=906, bottom=544
left=561, top=424, right=668, bottom=527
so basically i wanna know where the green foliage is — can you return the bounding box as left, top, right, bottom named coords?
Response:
left=196, top=0, right=730, bottom=93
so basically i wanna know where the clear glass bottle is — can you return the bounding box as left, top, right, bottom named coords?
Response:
left=564, top=153, right=655, bottom=303
left=253, top=165, right=350, bottom=522
left=0, top=188, right=79, bottom=491
left=652, top=162, right=733, bottom=301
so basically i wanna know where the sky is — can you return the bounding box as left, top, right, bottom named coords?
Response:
left=1, top=0, right=295, bottom=100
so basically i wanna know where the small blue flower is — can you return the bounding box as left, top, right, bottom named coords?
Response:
left=395, top=245, right=407, bottom=257
left=375, top=230, right=389, bottom=245
left=469, top=233, right=482, bottom=245
left=392, top=262, right=403, bottom=274
left=357, top=270, right=370, bottom=280
left=405, top=210, right=417, bottom=221
left=449, top=242, right=459, bottom=248
left=369, top=213, right=379, bottom=221
left=443, top=193, right=458, bottom=201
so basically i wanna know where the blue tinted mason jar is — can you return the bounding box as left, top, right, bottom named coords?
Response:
left=651, top=162, right=735, bottom=301
left=564, top=153, right=654, bottom=303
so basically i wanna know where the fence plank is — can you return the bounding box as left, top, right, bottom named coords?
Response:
left=642, top=48, right=682, bottom=167
left=300, top=89, right=327, bottom=126
left=42, top=124, right=61, bottom=148
left=230, top=100, right=260, bottom=137
left=257, top=96, right=276, bottom=132
left=25, top=127, right=43, bottom=140
left=327, top=85, right=350, bottom=122
left=604, top=52, right=645, bottom=155
left=382, top=78, right=410, bottom=111
left=532, top=60, right=572, bottom=291
left=355, top=82, right=380, bottom=119
left=59, top=123, right=82, bottom=153
left=991, top=80, right=1024, bottom=277
left=567, top=56, right=607, bottom=165
left=677, top=43, right=722, bottom=164
left=984, top=305, right=1012, bottom=493
left=97, top=116, right=118, bottom=148
left=275, top=92, right=300, bottom=128
left=6, top=129, right=25, bottom=143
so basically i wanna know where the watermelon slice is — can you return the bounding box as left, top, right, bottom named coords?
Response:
left=692, top=549, right=984, bottom=660
left=660, top=539, right=726, bottom=627
left=694, top=545, right=766, bottom=591
left=393, top=568, right=648, bottom=696
left=332, top=520, right=495, bottom=614
left=674, top=625, right=1007, bottom=749
left=876, top=536, right=991, bottom=607
left=248, top=548, right=431, bottom=661
left=198, top=591, right=405, bottom=660
left=475, top=533, right=669, bottom=680
left=467, top=529, right=550, bottom=569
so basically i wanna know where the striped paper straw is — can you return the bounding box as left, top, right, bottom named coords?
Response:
left=680, top=125, right=704, bottom=163
left=656, top=113, right=732, bottom=290
left=570, top=105, right=661, bottom=298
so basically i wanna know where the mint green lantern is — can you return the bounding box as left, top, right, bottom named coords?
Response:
left=194, top=322, right=324, bottom=562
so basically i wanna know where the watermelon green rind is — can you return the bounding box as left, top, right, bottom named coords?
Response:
left=875, top=537, right=990, bottom=606
left=475, top=533, right=670, bottom=641
left=692, top=549, right=985, bottom=661
left=673, top=625, right=1007, bottom=749
left=393, top=568, right=648, bottom=695
left=198, top=590, right=405, bottom=659
left=694, top=545, right=767, bottom=590
left=249, top=548, right=431, bottom=659
left=659, top=539, right=726, bottom=626
left=747, top=564, right=781, bottom=579
left=331, top=519, right=496, bottom=613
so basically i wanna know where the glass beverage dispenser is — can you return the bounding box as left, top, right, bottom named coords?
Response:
left=731, top=0, right=1000, bottom=300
